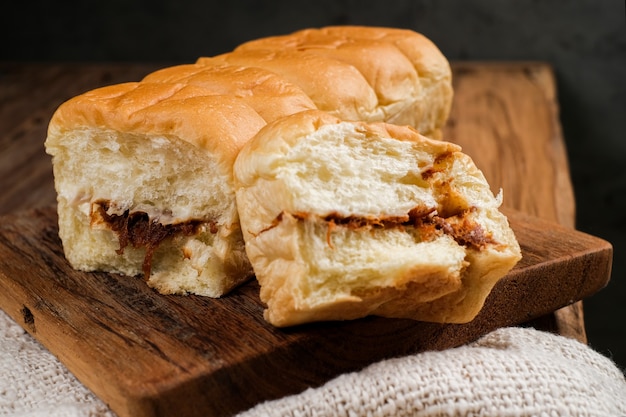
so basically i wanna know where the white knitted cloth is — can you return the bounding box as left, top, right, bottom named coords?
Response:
left=1, top=309, right=625, bottom=417
left=238, top=327, right=626, bottom=417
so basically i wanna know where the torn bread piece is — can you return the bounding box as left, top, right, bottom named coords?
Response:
left=234, top=110, right=521, bottom=327
left=45, top=82, right=267, bottom=297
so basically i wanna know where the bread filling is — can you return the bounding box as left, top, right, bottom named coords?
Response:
left=267, top=206, right=496, bottom=250
left=90, top=200, right=216, bottom=277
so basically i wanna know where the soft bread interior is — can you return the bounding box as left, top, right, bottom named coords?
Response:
left=50, top=129, right=246, bottom=297
left=234, top=111, right=521, bottom=326
left=46, top=83, right=267, bottom=297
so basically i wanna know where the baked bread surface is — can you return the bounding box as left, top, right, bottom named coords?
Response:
left=234, top=110, right=521, bottom=326
left=198, top=25, right=452, bottom=138
left=141, top=63, right=317, bottom=123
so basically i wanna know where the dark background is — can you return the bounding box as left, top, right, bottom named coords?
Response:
left=2, top=1, right=625, bottom=372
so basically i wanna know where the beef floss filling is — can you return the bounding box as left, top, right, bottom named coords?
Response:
left=90, top=200, right=217, bottom=278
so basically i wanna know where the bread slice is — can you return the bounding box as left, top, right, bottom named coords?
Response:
left=234, top=110, right=521, bottom=326
left=45, top=82, right=267, bottom=297
left=198, top=25, right=452, bottom=139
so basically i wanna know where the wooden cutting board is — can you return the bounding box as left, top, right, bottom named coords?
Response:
left=0, top=206, right=612, bottom=417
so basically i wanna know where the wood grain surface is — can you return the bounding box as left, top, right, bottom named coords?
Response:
left=0, top=61, right=612, bottom=416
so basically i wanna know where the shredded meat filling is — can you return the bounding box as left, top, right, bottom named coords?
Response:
left=414, top=209, right=497, bottom=250
left=91, top=200, right=216, bottom=278
left=270, top=206, right=496, bottom=250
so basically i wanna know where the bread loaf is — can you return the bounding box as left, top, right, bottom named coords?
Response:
left=45, top=26, right=518, bottom=318
left=234, top=110, right=521, bottom=326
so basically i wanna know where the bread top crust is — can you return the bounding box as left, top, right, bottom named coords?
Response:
left=317, top=26, right=452, bottom=79
left=141, top=63, right=317, bottom=123
left=236, top=25, right=451, bottom=79
left=200, top=50, right=381, bottom=123
left=226, top=25, right=453, bottom=135
left=47, top=81, right=267, bottom=168
left=236, top=33, right=420, bottom=104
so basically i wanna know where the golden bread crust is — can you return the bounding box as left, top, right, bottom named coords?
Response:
left=225, top=25, right=453, bottom=138
left=49, top=82, right=267, bottom=168
left=141, top=63, right=316, bottom=123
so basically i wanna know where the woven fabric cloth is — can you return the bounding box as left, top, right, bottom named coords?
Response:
left=1, top=309, right=625, bottom=417
left=238, top=326, right=626, bottom=417
left=0, top=311, right=115, bottom=417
